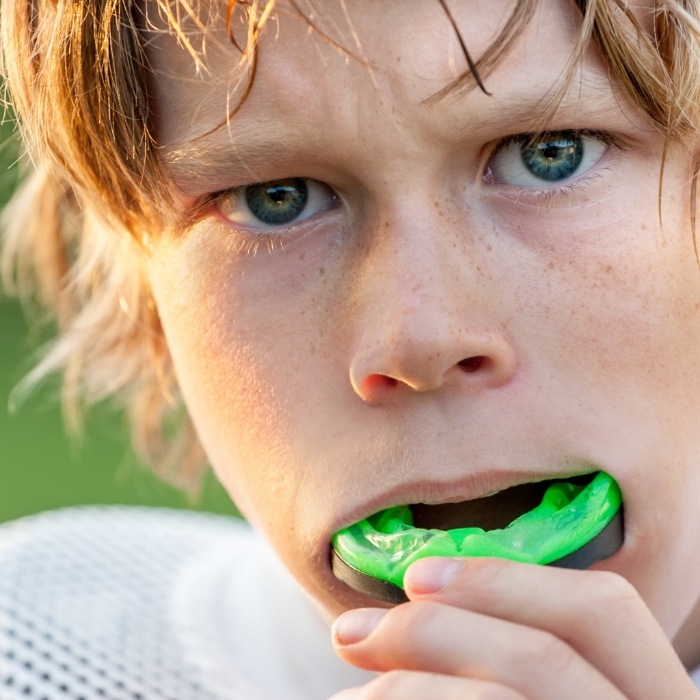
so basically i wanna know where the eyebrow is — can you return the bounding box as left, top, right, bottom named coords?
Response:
left=161, top=70, right=625, bottom=194
left=158, top=93, right=325, bottom=194
left=435, top=68, right=618, bottom=122
left=162, top=132, right=297, bottom=194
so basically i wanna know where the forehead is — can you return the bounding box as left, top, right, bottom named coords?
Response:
left=144, top=0, right=642, bottom=175
left=146, top=4, right=567, bottom=116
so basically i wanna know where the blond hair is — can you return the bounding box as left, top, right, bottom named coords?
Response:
left=2, top=0, right=700, bottom=489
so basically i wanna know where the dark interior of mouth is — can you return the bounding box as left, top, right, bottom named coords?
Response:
left=410, top=473, right=596, bottom=532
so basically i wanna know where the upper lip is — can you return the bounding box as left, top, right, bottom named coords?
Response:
left=330, top=466, right=599, bottom=535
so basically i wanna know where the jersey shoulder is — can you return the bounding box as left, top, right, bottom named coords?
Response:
left=0, top=506, right=259, bottom=700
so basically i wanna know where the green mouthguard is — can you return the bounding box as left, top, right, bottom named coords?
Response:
left=332, top=471, right=622, bottom=599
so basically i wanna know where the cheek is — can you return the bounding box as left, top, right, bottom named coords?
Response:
left=160, top=310, right=293, bottom=520
left=570, top=243, right=700, bottom=632
left=147, top=223, right=351, bottom=526
left=517, top=192, right=700, bottom=403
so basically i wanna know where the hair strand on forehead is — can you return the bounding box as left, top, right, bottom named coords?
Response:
left=425, top=0, right=537, bottom=104
left=435, top=0, right=491, bottom=95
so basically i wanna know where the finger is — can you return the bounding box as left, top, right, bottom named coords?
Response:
left=332, top=603, right=624, bottom=700
left=403, top=557, right=696, bottom=699
left=327, top=670, right=528, bottom=700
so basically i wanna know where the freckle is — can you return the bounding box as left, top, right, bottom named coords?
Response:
left=298, top=252, right=306, bottom=261
left=486, top=245, right=492, bottom=252
left=319, top=267, right=325, bottom=275
left=547, top=261, right=554, bottom=270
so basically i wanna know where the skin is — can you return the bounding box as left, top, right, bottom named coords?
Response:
left=145, top=0, right=700, bottom=696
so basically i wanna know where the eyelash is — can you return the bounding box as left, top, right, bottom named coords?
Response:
left=491, top=128, right=618, bottom=155
left=229, top=230, right=290, bottom=257
left=512, top=170, right=611, bottom=209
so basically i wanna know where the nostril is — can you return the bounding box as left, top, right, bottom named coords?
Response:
left=458, top=355, right=486, bottom=373
left=364, top=374, right=399, bottom=391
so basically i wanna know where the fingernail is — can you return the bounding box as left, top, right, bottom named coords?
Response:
left=404, top=557, right=463, bottom=594
left=332, top=608, right=387, bottom=646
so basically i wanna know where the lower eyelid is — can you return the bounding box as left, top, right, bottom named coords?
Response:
left=494, top=166, right=614, bottom=208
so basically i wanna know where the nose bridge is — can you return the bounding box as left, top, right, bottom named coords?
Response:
left=348, top=205, right=518, bottom=401
left=370, top=215, right=463, bottom=334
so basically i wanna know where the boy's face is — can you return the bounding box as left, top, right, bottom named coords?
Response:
left=147, top=0, right=700, bottom=631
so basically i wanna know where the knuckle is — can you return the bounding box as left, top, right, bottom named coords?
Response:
left=587, top=569, right=641, bottom=610
left=522, top=630, right=576, bottom=674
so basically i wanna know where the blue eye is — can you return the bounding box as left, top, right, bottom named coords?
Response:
left=217, top=178, right=338, bottom=228
left=247, top=179, right=308, bottom=224
left=521, top=136, right=583, bottom=181
left=488, top=131, right=608, bottom=187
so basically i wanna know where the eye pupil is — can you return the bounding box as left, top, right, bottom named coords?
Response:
left=246, top=178, right=309, bottom=224
left=521, top=134, right=584, bottom=182
left=267, top=185, right=294, bottom=203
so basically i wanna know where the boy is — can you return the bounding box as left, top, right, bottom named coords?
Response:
left=2, top=0, right=700, bottom=697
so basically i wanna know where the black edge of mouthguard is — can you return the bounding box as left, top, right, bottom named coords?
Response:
left=331, top=509, right=624, bottom=605
left=548, top=508, right=624, bottom=570
left=332, top=548, right=409, bottom=604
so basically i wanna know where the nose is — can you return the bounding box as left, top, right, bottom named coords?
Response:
left=348, top=216, right=517, bottom=405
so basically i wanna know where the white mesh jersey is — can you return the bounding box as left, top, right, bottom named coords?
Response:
left=0, top=507, right=373, bottom=700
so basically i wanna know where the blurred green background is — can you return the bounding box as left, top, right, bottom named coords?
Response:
left=0, top=118, right=239, bottom=523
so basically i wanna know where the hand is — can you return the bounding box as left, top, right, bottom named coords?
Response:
left=329, top=557, right=699, bottom=699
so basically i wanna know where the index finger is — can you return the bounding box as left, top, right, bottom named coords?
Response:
left=403, top=557, right=697, bottom=700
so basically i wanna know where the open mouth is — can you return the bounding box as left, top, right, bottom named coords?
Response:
left=331, top=471, right=623, bottom=604
left=410, top=472, right=596, bottom=532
